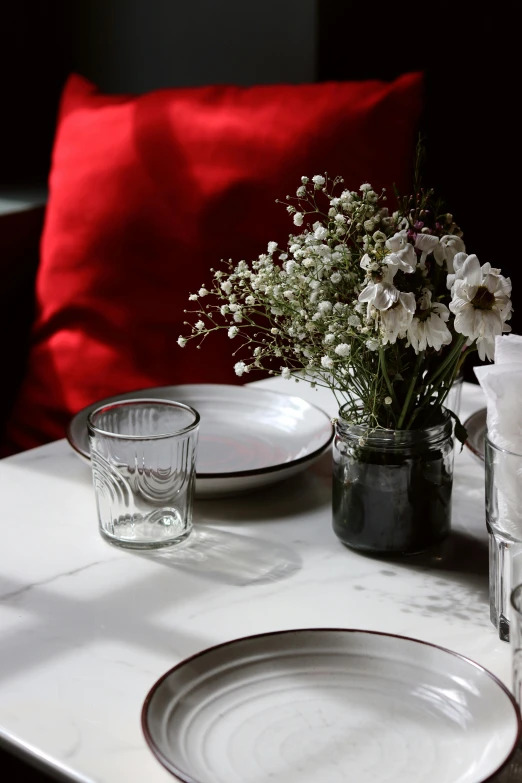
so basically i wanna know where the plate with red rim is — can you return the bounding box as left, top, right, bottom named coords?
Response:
left=141, top=628, right=521, bottom=783
left=66, top=384, right=334, bottom=498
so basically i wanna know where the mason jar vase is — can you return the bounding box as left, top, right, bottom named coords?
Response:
left=332, top=409, right=454, bottom=555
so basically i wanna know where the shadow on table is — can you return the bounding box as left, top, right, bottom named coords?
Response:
left=133, top=524, right=302, bottom=586
left=199, top=453, right=331, bottom=525
left=353, top=530, right=490, bottom=603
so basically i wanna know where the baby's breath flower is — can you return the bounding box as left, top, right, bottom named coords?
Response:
left=301, top=176, right=309, bottom=184
left=293, top=212, right=304, bottom=227
left=177, top=336, right=187, bottom=347
left=267, top=241, right=278, bottom=254
left=360, top=183, right=372, bottom=192
left=330, top=272, right=342, bottom=284
left=189, top=293, right=198, bottom=301
left=245, top=295, right=255, bottom=305
left=221, top=280, right=232, bottom=295
left=312, top=174, right=325, bottom=187
left=321, top=355, right=334, bottom=369
left=228, top=326, right=239, bottom=338
left=234, top=361, right=248, bottom=376
left=296, top=185, right=306, bottom=198
left=384, top=396, right=393, bottom=405
left=195, top=320, right=205, bottom=331
left=281, top=367, right=292, bottom=380
left=335, top=343, right=351, bottom=356
left=198, top=287, right=209, bottom=297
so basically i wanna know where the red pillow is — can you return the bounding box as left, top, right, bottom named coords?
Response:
left=3, top=72, right=423, bottom=454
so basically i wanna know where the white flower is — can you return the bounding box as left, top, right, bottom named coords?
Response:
left=296, top=185, right=306, bottom=198
left=358, top=268, right=400, bottom=312
left=380, top=292, right=416, bottom=345
left=281, top=367, right=292, bottom=380
left=449, top=254, right=512, bottom=360
left=312, top=174, right=325, bottom=187
left=188, top=293, right=198, bottom=301
left=177, top=336, right=187, bottom=347
left=301, top=176, right=309, bottom=184
left=293, top=212, right=304, bottom=227
left=314, top=225, right=328, bottom=241
left=434, top=235, right=466, bottom=272
left=228, top=326, right=239, bottom=338
left=318, top=300, right=333, bottom=314
left=267, top=241, right=278, bottom=254
left=347, top=314, right=361, bottom=327
left=321, top=355, right=334, bottom=369
left=330, top=272, right=342, bottom=284
left=384, top=396, right=392, bottom=405
left=195, top=320, right=205, bottom=331
left=245, top=295, right=255, bottom=305
left=221, top=280, right=232, bottom=295
left=360, top=183, right=372, bottom=192
left=234, top=361, right=248, bottom=376
left=407, top=290, right=452, bottom=353
left=324, top=333, right=335, bottom=344
left=384, top=232, right=417, bottom=274
left=198, top=287, right=209, bottom=297
left=233, top=312, right=243, bottom=323
left=414, top=234, right=440, bottom=268
left=365, top=338, right=379, bottom=351
left=220, top=304, right=229, bottom=315
left=335, top=343, right=351, bottom=356
left=334, top=213, right=346, bottom=224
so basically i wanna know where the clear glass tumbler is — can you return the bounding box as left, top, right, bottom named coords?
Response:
left=88, top=398, right=200, bottom=549
left=486, top=435, right=522, bottom=641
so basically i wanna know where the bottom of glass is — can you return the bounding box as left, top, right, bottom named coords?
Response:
left=336, top=531, right=449, bottom=557
left=100, top=525, right=193, bottom=550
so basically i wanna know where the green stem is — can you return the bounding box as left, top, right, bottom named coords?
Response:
left=425, top=335, right=466, bottom=390
left=378, top=346, right=397, bottom=408
left=397, top=350, right=424, bottom=429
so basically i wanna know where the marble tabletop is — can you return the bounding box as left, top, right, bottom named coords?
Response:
left=0, top=378, right=517, bottom=782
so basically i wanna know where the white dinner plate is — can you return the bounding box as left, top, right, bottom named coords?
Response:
left=464, top=407, right=486, bottom=465
left=66, top=384, right=333, bottom=498
left=142, top=629, right=520, bottom=783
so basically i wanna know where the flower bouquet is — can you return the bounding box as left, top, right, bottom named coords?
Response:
left=180, top=164, right=513, bottom=554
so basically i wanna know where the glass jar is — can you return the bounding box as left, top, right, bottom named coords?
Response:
left=332, top=408, right=454, bottom=555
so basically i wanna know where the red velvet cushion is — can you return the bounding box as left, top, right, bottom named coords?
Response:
left=4, top=72, right=423, bottom=454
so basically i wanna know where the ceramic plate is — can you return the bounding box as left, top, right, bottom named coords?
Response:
left=142, top=629, right=520, bottom=783
left=67, top=384, right=333, bottom=498
left=464, top=407, right=486, bottom=465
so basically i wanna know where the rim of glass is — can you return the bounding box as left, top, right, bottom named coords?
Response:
left=511, top=584, right=522, bottom=618
left=485, top=433, right=522, bottom=458
left=336, top=405, right=452, bottom=443
left=87, top=398, right=200, bottom=440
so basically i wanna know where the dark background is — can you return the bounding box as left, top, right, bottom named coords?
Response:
left=1, top=0, right=519, bottom=377
left=0, top=1, right=519, bottom=779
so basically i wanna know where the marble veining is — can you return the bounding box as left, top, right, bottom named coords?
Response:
left=0, top=379, right=516, bottom=783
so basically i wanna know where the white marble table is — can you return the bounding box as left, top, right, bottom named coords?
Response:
left=0, top=378, right=513, bottom=782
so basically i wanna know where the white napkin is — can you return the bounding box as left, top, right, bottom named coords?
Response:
left=474, top=334, right=522, bottom=537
